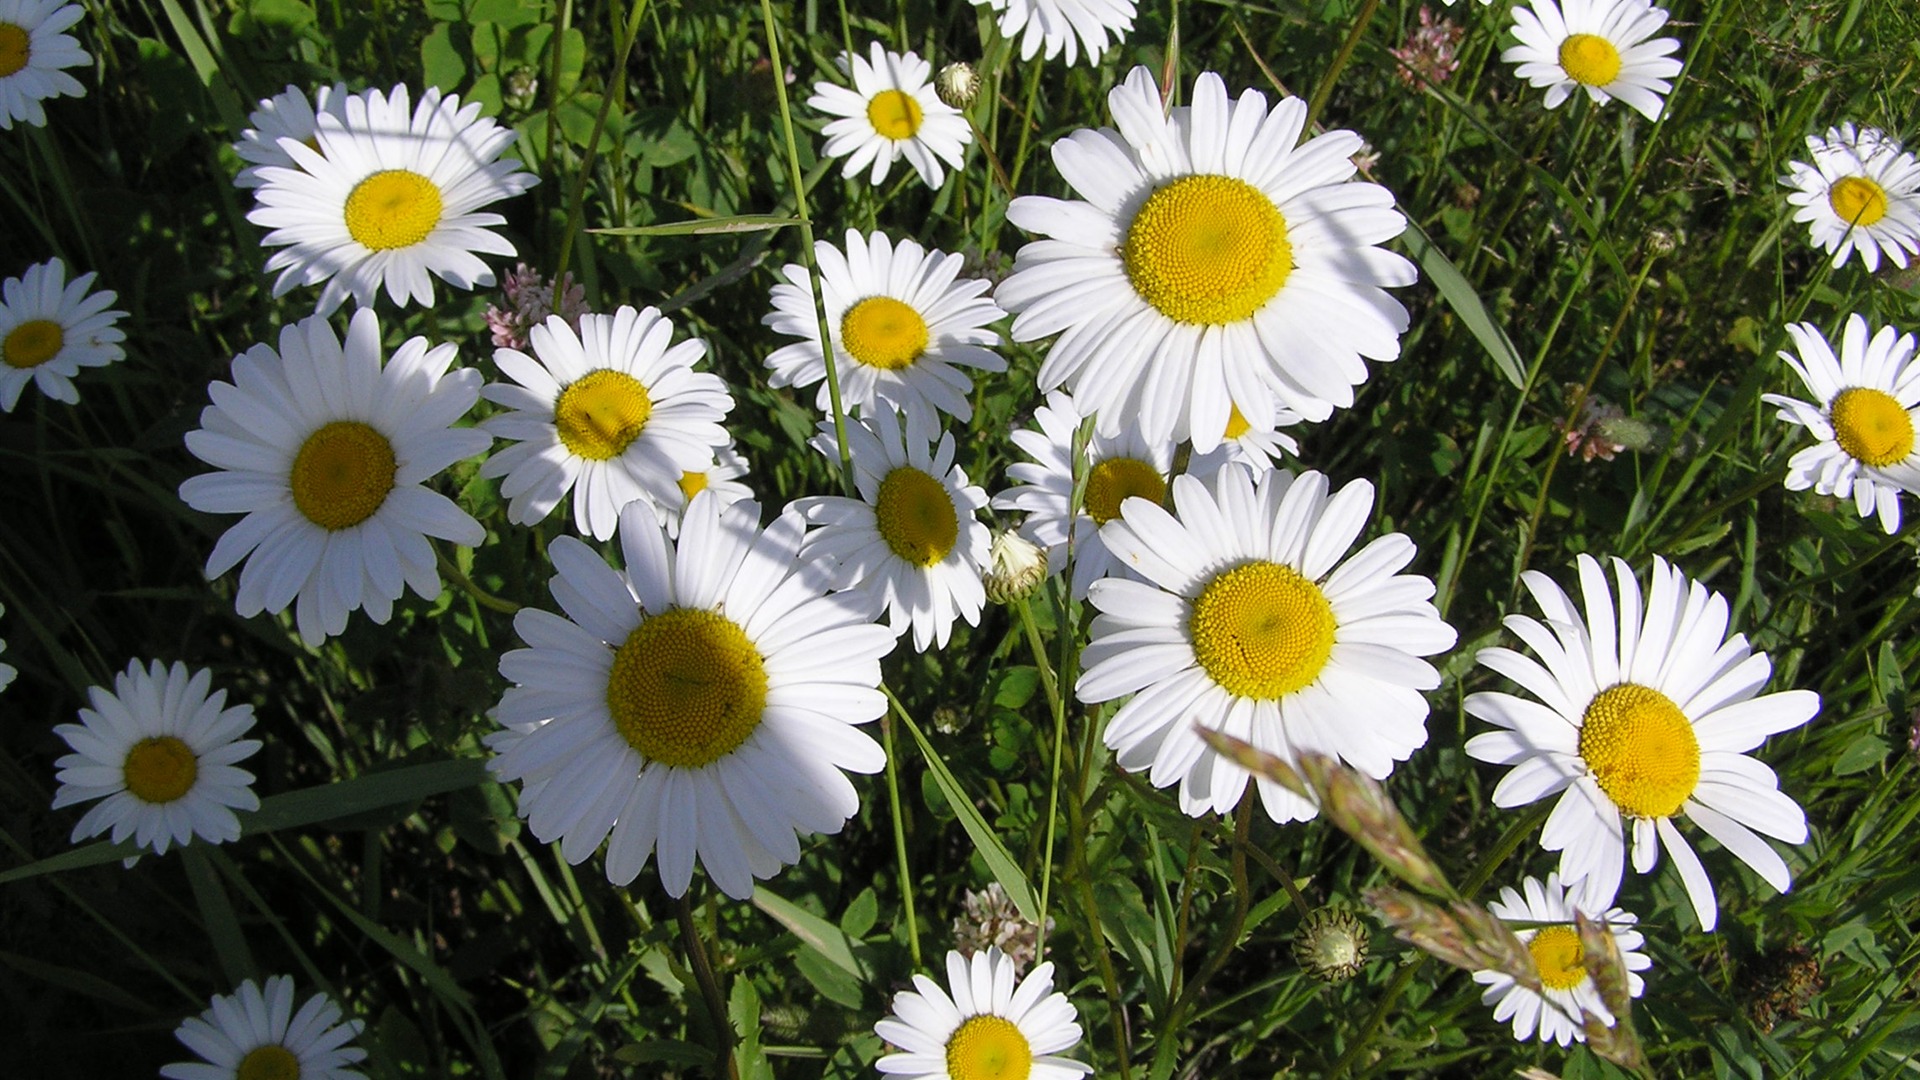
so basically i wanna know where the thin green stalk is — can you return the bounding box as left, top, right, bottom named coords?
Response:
left=881, top=709, right=923, bottom=966
left=1016, top=596, right=1068, bottom=958
left=1065, top=771, right=1133, bottom=1080
left=1152, top=798, right=1253, bottom=1074
left=435, top=546, right=520, bottom=614
left=1304, top=0, right=1382, bottom=132
left=552, top=0, right=652, bottom=287
left=675, top=891, right=740, bottom=1080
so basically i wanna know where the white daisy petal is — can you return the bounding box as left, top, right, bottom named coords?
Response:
left=1474, top=873, right=1648, bottom=1045
left=0, top=259, right=127, bottom=413
left=161, top=975, right=367, bottom=1080
left=874, top=948, right=1093, bottom=1078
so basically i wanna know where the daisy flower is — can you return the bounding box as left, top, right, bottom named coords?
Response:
left=178, top=309, right=489, bottom=646
left=996, top=67, right=1417, bottom=452
left=1501, top=0, right=1684, bottom=122
left=763, top=229, right=1006, bottom=427
left=1189, top=400, right=1306, bottom=477
left=248, top=84, right=539, bottom=315
left=796, top=408, right=991, bottom=652
left=991, top=389, right=1179, bottom=600
left=1763, top=314, right=1920, bottom=534
left=968, top=0, right=1135, bottom=67
left=1781, top=123, right=1920, bottom=271
left=1472, top=873, right=1649, bottom=1046
left=0, top=257, right=127, bottom=412
left=480, top=305, right=733, bottom=542
left=161, top=975, right=366, bottom=1080
left=809, top=43, right=970, bottom=189
left=655, top=440, right=753, bottom=539
left=0, top=0, right=88, bottom=130
left=874, top=947, right=1092, bottom=1080
left=1076, top=465, right=1458, bottom=823
left=486, top=496, right=896, bottom=899
left=50, top=659, right=260, bottom=858
left=232, top=82, right=351, bottom=189
left=1463, top=554, right=1819, bottom=930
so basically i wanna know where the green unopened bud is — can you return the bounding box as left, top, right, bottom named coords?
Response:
left=936, top=62, right=981, bottom=110
left=984, top=531, right=1047, bottom=604
left=1293, top=907, right=1371, bottom=983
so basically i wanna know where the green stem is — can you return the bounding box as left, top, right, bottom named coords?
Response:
left=552, top=0, right=651, bottom=288
left=1016, top=595, right=1068, bottom=958
left=675, top=891, right=739, bottom=1080
left=881, top=709, right=922, bottom=965
left=435, top=547, right=520, bottom=615
left=1304, top=0, right=1382, bottom=132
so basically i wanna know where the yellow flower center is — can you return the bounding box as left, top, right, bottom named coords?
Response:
left=122, top=736, right=199, bottom=804
left=607, top=608, right=768, bottom=768
left=236, top=1044, right=302, bottom=1080
left=1224, top=404, right=1253, bottom=440
left=945, top=1014, right=1032, bottom=1080
left=0, top=23, right=29, bottom=79
left=1558, top=33, right=1623, bottom=87
left=1083, top=456, right=1166, bottom=526
left=1578, top=682, right=1700, bottom=819
left=1828, top=175, right=1890, bottom=227
left=1122, top=174, right=1294, bottom=326
left=1830, top=386, right=1915, bottom=467
left=343, top=169, right=444, bottom=251
left=554, top=369, right=653, bottom=461
left=866, top=89, right=924, bottom=141
left=840, top=296, right=930, bottom=371
left=1189, top=561, right=1337, bottom=700
left=678, top=469, right=709, bottom=502
left=289, top=421, right=397, bottom=531
left=2, top=318, right=63, bottom=369
left=1528, top=925, right=1588, bottom=992
left=875, top=466, right=958, bottom=567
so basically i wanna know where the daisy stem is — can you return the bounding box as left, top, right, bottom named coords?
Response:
left=1065, top=768, right=1135, bottom=1080
left=1151, top=798, right=1253, bottom=1075
left=1014, top=595, right=1067, bottom=959
left=880, top=706, right=923, bottom=966
left=434, top=546, right=520, bottom=615
left=1305, top=0, right=1382, bottom=133
left=1005, top=60, right=1045, bottom=197
left=675, top=891, right=740, bottom=1079
left=551, top=0, right=653, bottom=290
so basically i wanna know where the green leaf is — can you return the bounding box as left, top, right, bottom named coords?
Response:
left=0, top=949, right=162, bottom=1014
left=751, top=888, right=876, bottom=981
left=730, top=977, right=774, bottom=1080
left=1400, top=219, right=1525, bottom=389
left=183, top=847, right=257, bottom=986
left=1834, top=732, right=1890, bottom=777
left=422, top=23, right=468, bottom=93
left=895, top=707, right=1042, bottom=923
left=589, top=214, right=803, bottom=237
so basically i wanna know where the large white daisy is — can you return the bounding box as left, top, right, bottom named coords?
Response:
left=1781, top=123, right=1920, bottom=272
left=1463, top=554, right=1819, bottom=930
left=996, top=67, right=1417, bottom=452
left=0, top=257, right=126, bottom=412
left=969, top=0, right=1135, bottom=67
left=1076, top=465, right=1458, bottom=823
left=178, top=309, right=489, bottom=646
left=809, top=43, right=970, bottom=189
left=50, top=659, right=261, bottom=857
left=486, top=496, right=896, bottom=899
left=161, top=975, right=366, bottom=1080
left=1472, top=873, right=1649, bottom=1047
left=763, top=229, right=1006, bottom=427
left=232, top=82, right=352, bottom=189
left=1501, top=0, right=1684, bottom=122
left=480, top=305, right=733, bottom=542
left=874, top=947, right=1093, bottom=1080
left=0, top=0, right=87, bottom=130
left=1763, top=314, right=1920, bottom=534
left=248, top=84, right=539, bottom=315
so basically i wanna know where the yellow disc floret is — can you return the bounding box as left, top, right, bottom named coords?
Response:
left=841, top=296, right=930, bottom=371
left=122, top=736, right=199, bottom=804
left=1828, top=176, right=1890, bottom=227
left=1189, top=560, right=1337, bottom=700
left=0, top=23, right=29, bottom=80
left=236, top=1043, right=302, bottom=1080
left=945, top=1014, right=1033, bottom=1080
left=1224, top=404, right=1253, bottom=441
left=1123, top=175, right=1294, bottom=325
left=866, top=89, right=924, bottom=141
left=1528, top=925, right=1588, bottom=992
left=289, top=421, right=397, bottom=531
left=1558, top=33, right=1623, bottom=87
left=678, top=469, right=709, bottom=502
left=1083, top=457, right=1166, bottom=525
left=343, top=169, right=444, bottom=251
left=1578, top=682, right=1701, bottom=819
left=2, top=318, right=64, bottom=369
left=875, top=466, right=958, bottom=567
left=1830, top=386, right=1915, bottom=467
left=554, top=369, right=653, bottom=461
left=607, top=608, right=768, bottom=768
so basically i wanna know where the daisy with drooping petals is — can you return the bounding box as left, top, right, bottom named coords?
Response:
left=50, top=659, right=260, bottom=858
left=232, top=82, right=352, bottom=189
left=1189, top=400, right=1305, bottom=478
left=655, top=441, right=753, bottom=539
left=480, top=305, right=733, bottom=542
left=162, top=975, right=366, bottom=1080
left=248, top=84, right=539, bottom=315
left=1764, top=315, right=1920, bottom=534
left=0, top=257, right=126, bottom=412
left=1464, top=554, right=1819, bottom=930
left=968, top=0, right=1136, bottom=67
left=1501, top=0, right=1684, bottom=122
left=797, top=408, right=991, bottom=652
left=487, top=496, right=896, bottom=899
left=874, top=947, right=1093, bottom=1080
left=997, top=68, right=1417, bottom=452
left=1781, top=123, right=1920, bottom=271
left=809, top=43, right=970, bottom=189
left=1077, top=465, right=1458, bottom=823
left=1472, top=873, right=1649, bottom=1047
left=178, top=309, right=489, bottom=646
left=764, top=230, right=1006, bottom=427
left=0, top=0, right=88, bottom=130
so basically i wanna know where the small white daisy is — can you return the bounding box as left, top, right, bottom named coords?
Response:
left=655, top=440, right=753, bottom=539
left=1077, top=464, right=1458, bottom=823
left=178, top=309, right=490, bottom=646
left=486, top=496, right=896, bottom=899
left=997, top=67, right=1417, bottom=451
left=1472, top=873, right=1649, bottom=1046
left=480, top=305, right=733, bottom=542
left=1501, top=0, right=1684, bottom=122
left=991, top=389, right=1179, bottom=600
left=50, top=659, right=261, bottom=857
left=248, top=84, right=539, bottom=315
left=161, top=975, right=367, bottom=1080
left=0, top=257, right=127, bottom=412
left=809, top=43, right=970, bottom=189
left=764, top=229, right=1006, bottom=427
left=874, top=947, right=1093, bottom=1080
left=232, top=82, right=352, bottom=189
left=1188, top=400, right=1305, bottom=477
left=969, top=0, right=1136, bottom=67
left=0, top=0, right=88, bottom=130
left=797, top=407, right=991, bottom=652
left=1781, top=123, right=1920, bottom=271
left=1763, top=314, right=1920, bottom=534
left=1464, top=554, right=1819, bottom=930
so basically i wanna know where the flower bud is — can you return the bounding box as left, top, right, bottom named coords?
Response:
left=1293, top=907, right=1371, bottom=984
left=936, top=62, right=981, bottom=110
left=984, top=530, right=1047, bottom=604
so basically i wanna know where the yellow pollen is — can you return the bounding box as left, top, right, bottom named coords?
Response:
left=840, top=296, right=930, bottom=370
left=607, top=608, right=767, bottom=768
left=2, top=318, right=64, bottom=369
left=866, top=89, right=924, bottom=141
left=1122, top=174, right=1293, bottom=326
left=1224, top=405, right=1253, bottom=441
left=1558, top=33, right=1623, bottom=87
left=1578, top=683, right=1700, bottom=819
left=289, top=421, right=397, bottom=531
left=874, top=466, right=958, bottom=567
left=945, top=1014, right=1032, bottom=1080
left=554, top=369, right=653, bottom=461
left=1083, top=457, right=1167, bottom=525
left=122, top=736, right=199, bottom=804
left=343, top=169, right=443, bottom=251
left=236, top=1044, right=301, bottom=1080
left=1528, top=926, right=1588, bottom=992
left=1828, top=176, right=1889, bottom=227
left=0, top=23, right=28, bottom=79
left=1830, top=386, right=1915, bottom=467
left=678, top=470, right=709, bottom=502
left=1189, top=561, right=1337, bottom=700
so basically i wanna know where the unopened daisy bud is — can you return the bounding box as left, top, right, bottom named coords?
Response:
left=1647, top=228, right=1679, bottom=256
left=984, top=530, right=1048, bottom=604
left=935, top=61, right=981, bottom=110
left=1293, top=907, right=1370, bottom=983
